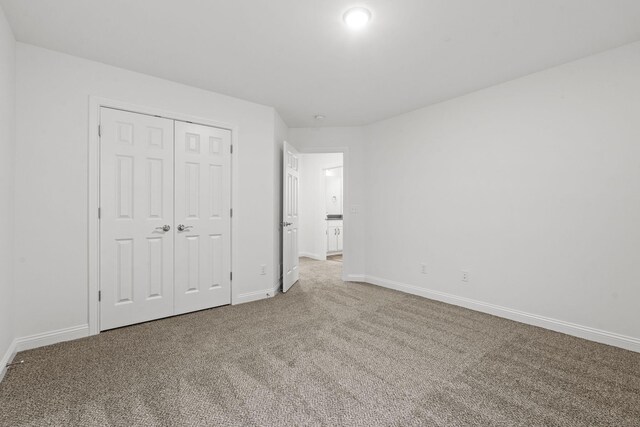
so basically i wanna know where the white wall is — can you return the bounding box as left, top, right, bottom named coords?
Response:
left=8, top=31, right=640, bottom=354
left=363, top=41, right=640, bottom=348
left=0, top=5, right=15, bottom=370
left=14, top=43, right=279, bottom=339
left=299, top=153, right=343, bottom=260
left=288, top=127, right=366, bottom=280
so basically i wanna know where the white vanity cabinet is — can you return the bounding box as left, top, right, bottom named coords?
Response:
left=326, top=219, right=343, bottom=253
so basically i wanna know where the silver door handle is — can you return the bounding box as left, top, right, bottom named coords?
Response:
left=177, top=224, right=193, bottom=232
left=281, top=222, right=293, bottom=227
left=155, top=225, right=171, bottom=232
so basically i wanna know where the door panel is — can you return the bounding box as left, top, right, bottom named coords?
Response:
left=327, top=226, right=337, bottom=252
left=282, top=142, right=300, bottom=292
left=100, top=108, right=175, bottom=330
left=174, top=121, right=232, bottom=314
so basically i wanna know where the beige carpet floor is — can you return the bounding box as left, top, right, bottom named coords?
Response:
left=1, top=258, right=639, bottom=426
left=326, top=254, right=343, bottom=263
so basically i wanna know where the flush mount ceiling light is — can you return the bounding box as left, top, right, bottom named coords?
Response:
left=343, top=7, right=371, bottom=30
left=314, top=114, right=326, bottom=120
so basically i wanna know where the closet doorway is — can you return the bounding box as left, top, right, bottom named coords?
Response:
left=97, top=107, right=232, bottom=330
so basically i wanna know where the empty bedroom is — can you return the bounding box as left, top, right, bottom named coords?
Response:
left=0, top=1, right=639, bottom=426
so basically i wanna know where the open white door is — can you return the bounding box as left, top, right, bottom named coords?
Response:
left=282, top=142, right=300, bottom=292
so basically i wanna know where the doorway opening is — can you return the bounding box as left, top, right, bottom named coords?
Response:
left=299, top=152, right=344, bottom=274
left=281, top=143, right=349, bottom=294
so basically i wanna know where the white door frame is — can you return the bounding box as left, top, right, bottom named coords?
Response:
left=296, top=146, right=350, bottom=281
left=88, top=96, right=238, bottom=336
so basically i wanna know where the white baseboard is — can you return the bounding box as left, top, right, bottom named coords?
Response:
left=1, top=324, right=89, bottom=383
left=0, top=338, right=17, bottom=383
left=343, top=274, right=365, bottom=282
left=234, top=284, right=280, bottom=305
left=299, top=252, right=326, bottom=261
left=363, top=275, right=640, bottom=353
left=14, top=324, right=89, bottom=353
left=273, top=278, right=282, bottom=296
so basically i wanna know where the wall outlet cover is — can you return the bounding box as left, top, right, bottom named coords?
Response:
left=461, top=270, right=470, bottom=282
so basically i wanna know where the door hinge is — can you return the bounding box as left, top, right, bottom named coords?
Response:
left=98, top=125, right=101, bottom=137
left=230, top=145, right=233, bottom=154
left=230, top=208, right=233, bottom=218
left=98, top=290, right=101, bottom=301
left=230, top=272, right=233, bottom=281
left=98, top=207, right=101, bottom=219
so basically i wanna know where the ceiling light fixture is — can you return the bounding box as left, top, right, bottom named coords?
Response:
left=314, top=114, right=326, bottom=120
left=343, top=7, right=371, bottom=30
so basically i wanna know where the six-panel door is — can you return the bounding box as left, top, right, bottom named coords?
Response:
left=282, top=142, right=300, bottom=292
left=100, top=108, right=232, bottom=330
left=100, top=108, right=175, bottom=330
left=174, top=121, right=232, bottom=314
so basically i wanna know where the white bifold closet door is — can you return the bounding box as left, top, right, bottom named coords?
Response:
left=99, top=108, right=231, bottom=331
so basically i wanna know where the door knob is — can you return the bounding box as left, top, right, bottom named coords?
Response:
left=281, top=221, right=293, bottom=227
left=155, top=225, right=171, bottom=232
left=177, top=224, right=193, bottom=232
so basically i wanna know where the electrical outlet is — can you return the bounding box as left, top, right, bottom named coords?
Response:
left=421, top=263, right=428, bottom=274
left=260, top=264, right=267, bottom=275
left=461, top=270, right=469, bottom=283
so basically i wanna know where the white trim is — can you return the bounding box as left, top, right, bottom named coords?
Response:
left=272, top=280, right=282, bottom=296
left=363, top=275, right=640, bottom=353
left=15, top=325, right=90, bottom=353
left=1, top=325, right=90, bottom=382
left=343, top=274, right=365, bottom=282
left=88, top=96, right=238, bottom=336
left=299, top=251, right=326, bottom=261
left=0, top=339, right=17, bottom=383
left=235, top=284, right=280, bottom=304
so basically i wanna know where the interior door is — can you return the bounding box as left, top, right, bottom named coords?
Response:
left=282, top=142, right=300, bottom=292
left=100, top=108, right=175, bottom=330
left=174, top=121, right=232, bottom=314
